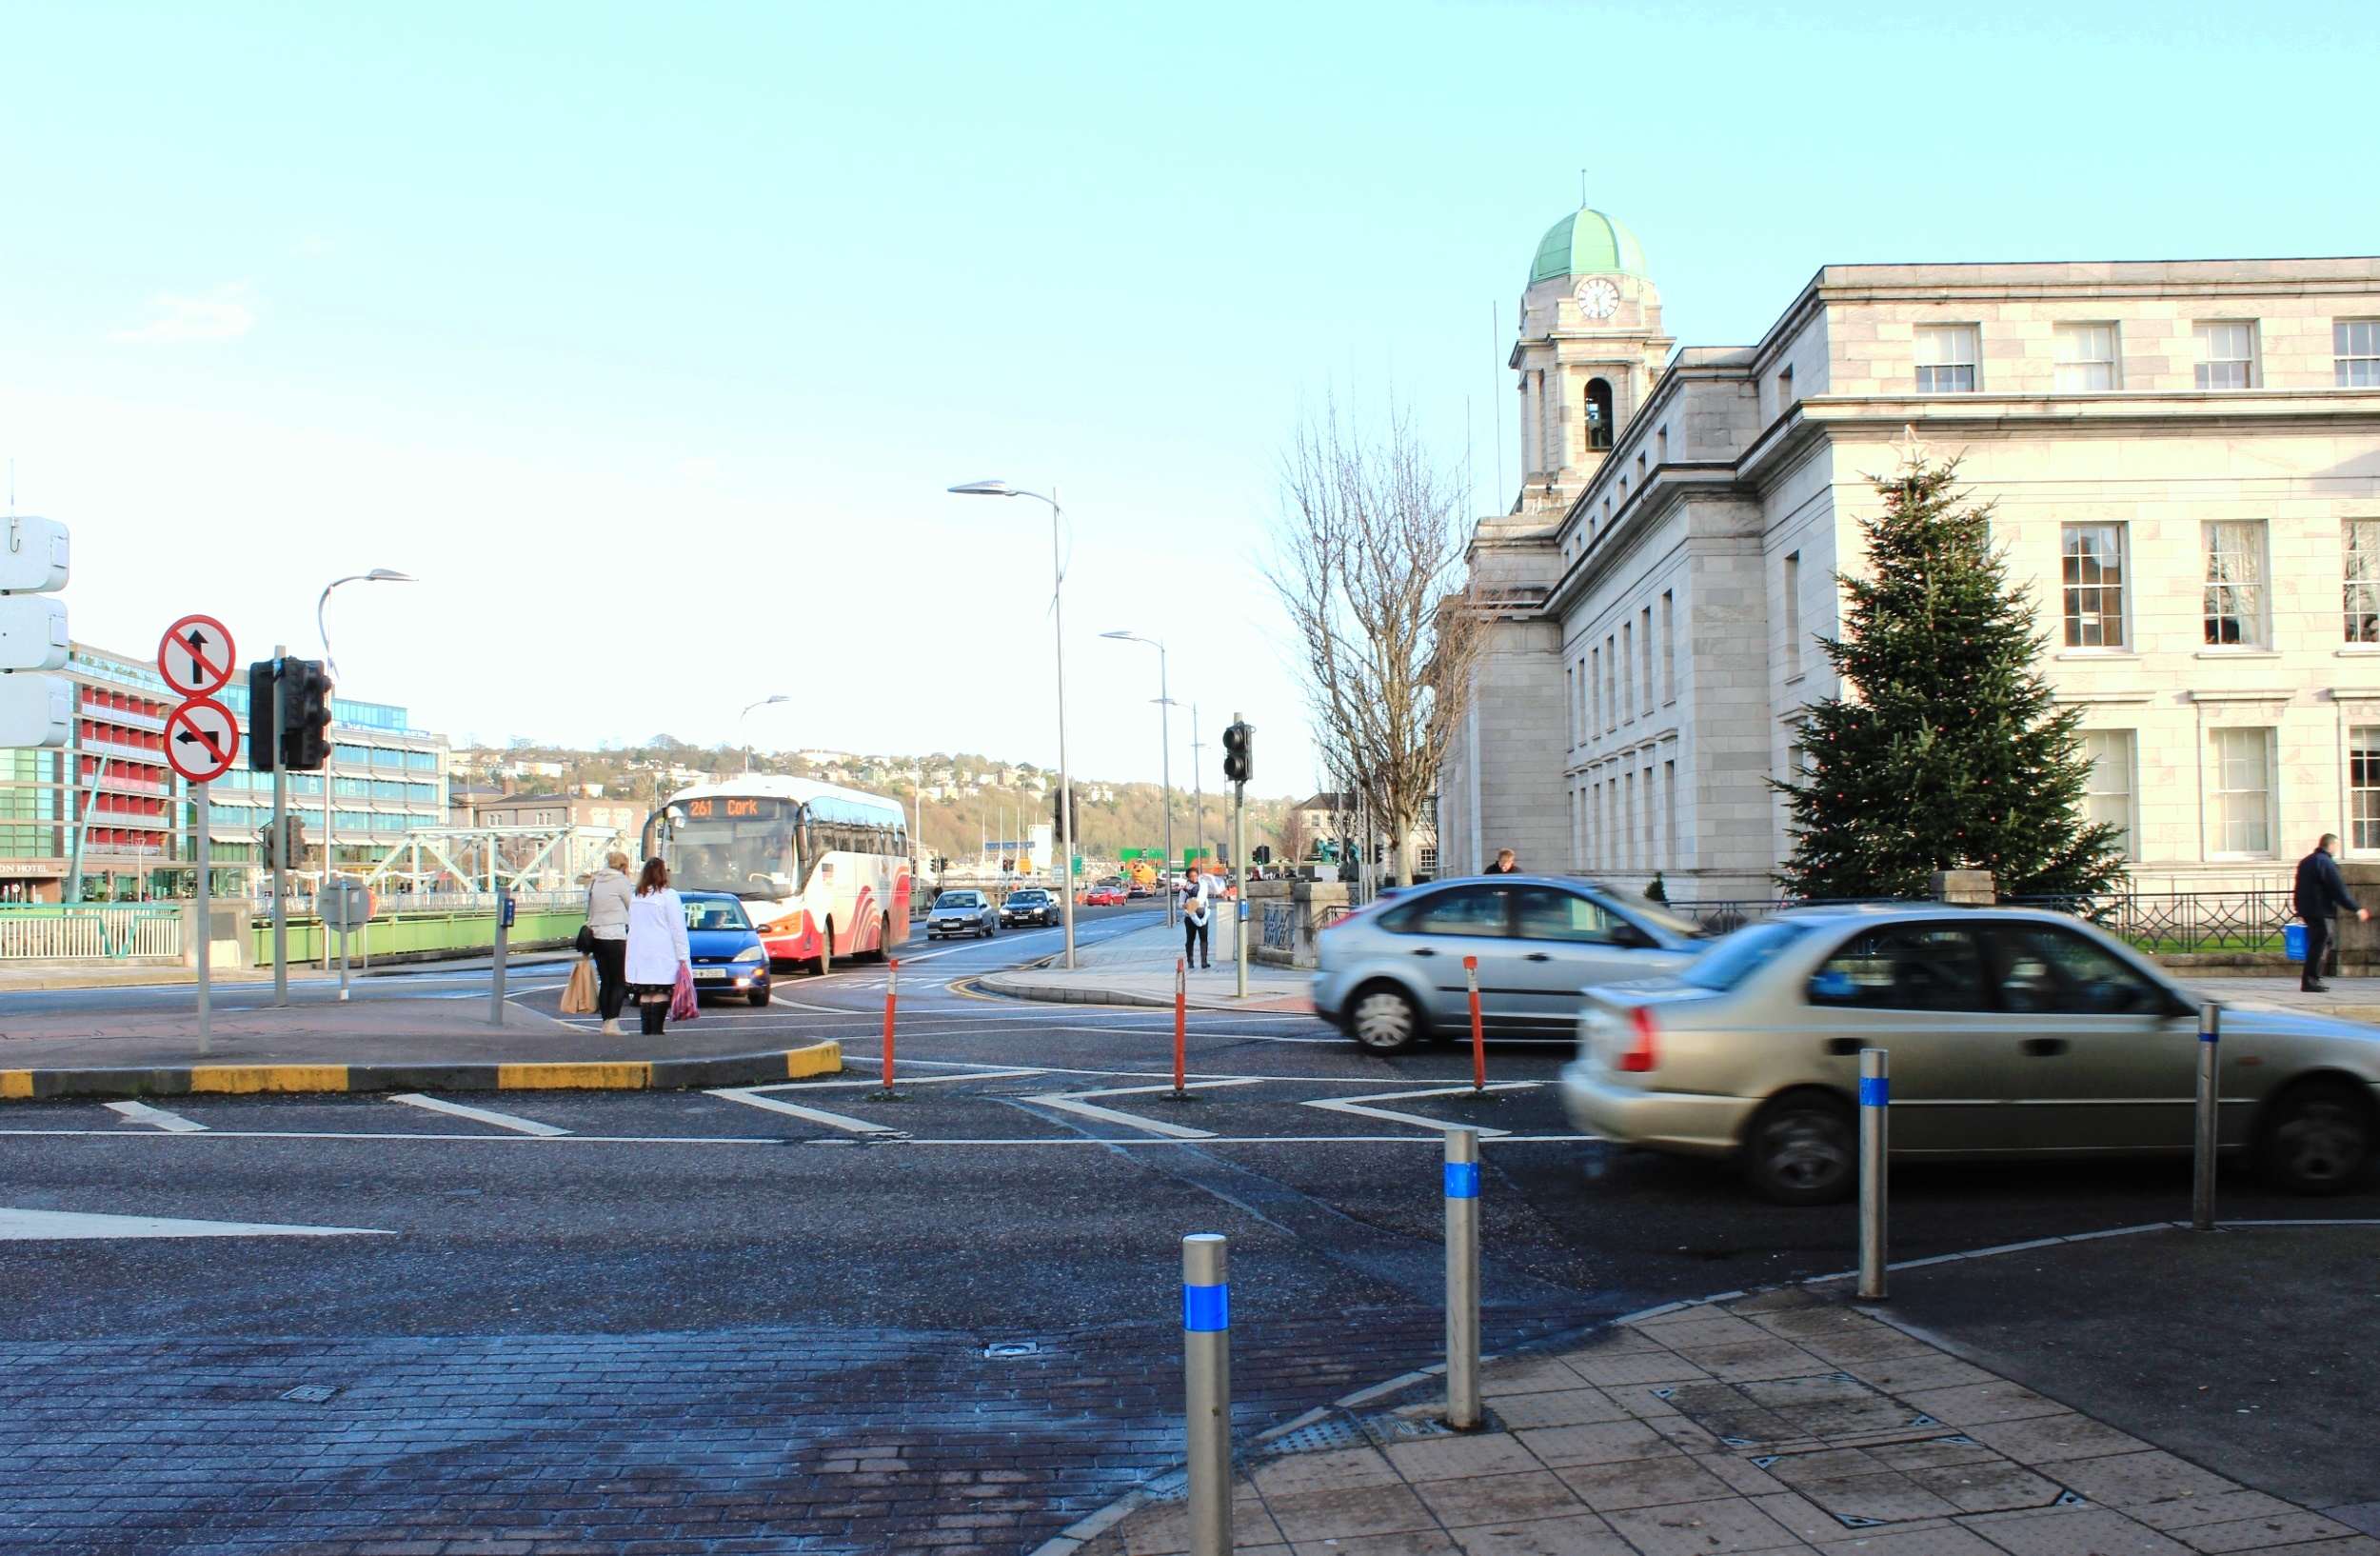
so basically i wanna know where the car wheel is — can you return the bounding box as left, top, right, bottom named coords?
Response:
left=747, top=986, right=770, bottom=1007
left=1741, top=1091, right=1856, bottom=1206
left=2259, top=1078, right=2374, bottom=1195
left=811, top=921, right=833, bottom=978
left=1346, top=984, right=1423, bottom=1055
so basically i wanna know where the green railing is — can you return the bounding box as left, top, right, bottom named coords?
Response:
left=248, top=908, right=586, bottom=967
left=0, top=905, right=185, bottom=961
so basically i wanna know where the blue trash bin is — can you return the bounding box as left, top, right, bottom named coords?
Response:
left=2285, top=922, right=2307, bottom=962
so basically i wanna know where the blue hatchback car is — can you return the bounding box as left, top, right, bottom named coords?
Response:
left=681, top=890, right=772, bottom=1006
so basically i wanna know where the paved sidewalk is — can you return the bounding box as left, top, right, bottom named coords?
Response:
left=1057, top=1278, right=2377, bottom=1555
left=980, top=921, right=1313, bottom=1013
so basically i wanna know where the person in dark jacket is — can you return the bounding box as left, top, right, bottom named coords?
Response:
left=2292, top=833, right=2370, bottom=992
left=1483, top=848, right=1519, bottom=875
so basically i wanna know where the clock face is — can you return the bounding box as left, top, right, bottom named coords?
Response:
left=1576, top=278, right=1620, bottom=320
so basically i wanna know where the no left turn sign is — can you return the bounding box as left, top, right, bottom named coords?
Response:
left=158, top=614, right=237, bottom=699
left=164, top=697, right=241, bottom=784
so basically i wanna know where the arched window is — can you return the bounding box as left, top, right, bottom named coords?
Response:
left=1585, top=379, right=1616, bottom=452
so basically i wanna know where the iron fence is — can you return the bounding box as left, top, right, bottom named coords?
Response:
left=0, top=906, right=184, bottom=961
left=1662, top=889, right=2302, bottom=956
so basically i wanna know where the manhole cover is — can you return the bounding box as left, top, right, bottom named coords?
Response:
left=279, top=1386, right=340, bottom=1404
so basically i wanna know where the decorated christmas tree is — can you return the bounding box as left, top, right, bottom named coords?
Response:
left=1775, top=449, right=2127, bottom=901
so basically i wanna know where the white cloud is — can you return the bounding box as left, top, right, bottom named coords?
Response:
left=110, top=284, right=256, bottom=345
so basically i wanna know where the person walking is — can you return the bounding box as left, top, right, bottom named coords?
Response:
left=585, top=849, right=634, bottom=1036
left=625, top=856, right=691, bottom=1036
left=2293, top=833, right=2370, bottom=992
left=1184, top=890, right=1212, bottom=970
left=1483, top=848, right=1519, bottom=875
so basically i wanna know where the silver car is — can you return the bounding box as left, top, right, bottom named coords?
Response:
left=926, top=890, right=999, bottom=940
left=1313, top=874, right=1702, bottom=1053
left=1561, top=905, right=2380, bottom=1205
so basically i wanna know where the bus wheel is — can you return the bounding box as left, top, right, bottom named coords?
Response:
left=811, top=921, right=833, bottom=977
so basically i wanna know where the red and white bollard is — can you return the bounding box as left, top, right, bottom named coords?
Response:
left=1174, top=956, right=1188, bottom=1098
left=882, top=958, right=899, bottom=1092
left=1463, top=953, right=1485, bottom=1093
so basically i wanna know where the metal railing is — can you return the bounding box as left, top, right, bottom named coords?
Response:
left=0, top=906, right=184, bottom=961
left=257, top=889, right=585, bottom=919
left=1663, top=888, right=2303, bottom=956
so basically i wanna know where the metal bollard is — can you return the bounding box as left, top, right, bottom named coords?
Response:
left=1181, top=1234, right=1232, bottom=1556
left=1463, top=954, right=1485, bottom=1092
left=882, top=958, right=899, bottom=1093
left=1444, top=1127, right=1481, bottom=1429
left=488, top=886, right=512, bottom=1027
left=1174, top=957, right=1188, bottom=1098
left=1857, top=1047, right=1888, bottom=1301
left=2193, top=1002, right=2220, bottom=1231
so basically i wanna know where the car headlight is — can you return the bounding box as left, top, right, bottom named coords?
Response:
left=731, top=945, right=767, bottom=963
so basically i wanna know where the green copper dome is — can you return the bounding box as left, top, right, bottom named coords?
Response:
left=1528, top=208, right=1647, bottom=285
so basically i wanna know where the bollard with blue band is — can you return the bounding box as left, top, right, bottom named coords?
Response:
left=1181, top=1233, right=1232, bottom=1556
left=1444, top=1127, right=1481, bottom=1428
left=1857, top=1047, right=1889, bottom=1301
left=2193, top=1003, right=2221, bottom=1231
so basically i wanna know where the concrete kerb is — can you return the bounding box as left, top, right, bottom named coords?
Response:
left=1021, top=1216, right=2380, bottom=1556
left=0, top=1040, right=842, bottom=1101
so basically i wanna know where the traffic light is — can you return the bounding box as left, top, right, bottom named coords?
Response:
left=1221, top=720, right=1253, bottom=786
left=1253, top=845, right=1273, bottom=866
left=0, top=515, right=72, bottom=748
left=248, top=660, right=280, bottom=771
left=256, top=815, right=307, bottom=868
left=280, top=659, right=334, bottom=770
left=1049, top=787, right=1080, bottom=843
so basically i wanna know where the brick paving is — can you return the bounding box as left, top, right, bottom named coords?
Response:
left=0, top=1307, right=1582, bottom=1555
left=1063, top=1287, right=2379, bottom=1556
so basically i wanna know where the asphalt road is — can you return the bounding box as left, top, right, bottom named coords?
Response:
left=2, top=906, right=2373, bottom=1553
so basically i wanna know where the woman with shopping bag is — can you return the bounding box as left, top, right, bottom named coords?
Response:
left=584, top=850, right=635, bottom=1034
left=624, top=856, right=692, bottom=1037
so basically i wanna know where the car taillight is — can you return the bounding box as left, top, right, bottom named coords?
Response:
left=1617, top=1007, right=1658, bottom=1072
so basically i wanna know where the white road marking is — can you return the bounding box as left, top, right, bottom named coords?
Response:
left=1022, top=1078, right=1265, bottom=1140
left=705, top=1087, right=896, bottom=1134
left=1302, top=1082, right=1541, bottom=1138
left=0, top=1207, right=392, bottom=1240
left=387, top=1093, right=569, bottom=1137
left=103, top=1100, right=208, bottom=1133
left=0, top=1127, right=1596, bottom=1147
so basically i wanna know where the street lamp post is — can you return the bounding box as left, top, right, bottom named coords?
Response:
left=1101, top=631, right=1174, bottom=928
left=317, top=569, right=416, bottom=967
left=740, top=694, right=790, bottom=775
left=946, top=480, right=1078, bottom=969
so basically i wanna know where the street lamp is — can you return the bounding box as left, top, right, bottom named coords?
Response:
left=316, top=569, right=416, bottom=907
left=947, top=478, right=1078, bottom=969
left=1101, top=630, right=1175, bottom=928
left=740, top=694, right=790, bottom=774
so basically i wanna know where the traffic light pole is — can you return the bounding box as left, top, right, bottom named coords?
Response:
left=1232, top=710, right=1248, bottom=1000
left=269, top=647, right=288, bottom=1007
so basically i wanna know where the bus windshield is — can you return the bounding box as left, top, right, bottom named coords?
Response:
left=659, top=795, right=802, bottom=900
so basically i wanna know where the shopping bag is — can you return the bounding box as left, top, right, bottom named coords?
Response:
left=669, top=963, right=700, bottom=1023
left=560, top=955, right=598, bottom=1015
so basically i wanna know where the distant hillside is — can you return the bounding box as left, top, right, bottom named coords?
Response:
left=450, top=739, right=1293, bottom=867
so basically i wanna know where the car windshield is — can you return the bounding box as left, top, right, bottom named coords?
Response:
left=936, top=894, right=981, bottom=908
left=1678, top=919, right=1815, bottom=990
left=683, top=898, right=753, bottom=932
left=1010, top=892, right=1045, bottom=903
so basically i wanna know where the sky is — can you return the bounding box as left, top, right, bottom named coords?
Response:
left=4, top=0, right=2374, bottom=799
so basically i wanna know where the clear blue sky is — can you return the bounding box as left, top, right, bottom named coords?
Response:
left=3, top=0, right=2371, bottom=796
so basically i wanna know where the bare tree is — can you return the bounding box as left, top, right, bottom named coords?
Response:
left=1270, top=399, right=1483, bottom=888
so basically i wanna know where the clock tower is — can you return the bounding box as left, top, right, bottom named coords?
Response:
left=1510, top=208, right=1673, bottom=513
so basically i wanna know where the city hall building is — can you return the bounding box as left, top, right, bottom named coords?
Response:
left=1436, top=209, right=2380, bottom=897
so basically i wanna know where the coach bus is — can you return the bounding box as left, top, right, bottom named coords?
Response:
left=641, top=776, right=911, bottom=973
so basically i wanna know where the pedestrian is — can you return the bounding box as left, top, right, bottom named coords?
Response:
left=1483, top=848, right=1519, bottom=875
left=2292, top=832, right=2370, bottom=992
left=1184, top=890, right=1212, bottom=970
left=585, top=849, right=634, bottom=1036
left=625, top=856, right=692, bottom=1036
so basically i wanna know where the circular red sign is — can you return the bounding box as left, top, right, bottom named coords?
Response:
left=164, top=696, right=241, bottom=784
left=157, top=614, right=237, bottom=699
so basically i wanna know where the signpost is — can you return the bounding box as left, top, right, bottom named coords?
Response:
left=158, top=619, right=240, bottom=1056
left=320, top=879, right=373, bottom=1002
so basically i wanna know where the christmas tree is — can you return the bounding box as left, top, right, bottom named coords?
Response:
left=1774, top=449, right=2126, bottom=901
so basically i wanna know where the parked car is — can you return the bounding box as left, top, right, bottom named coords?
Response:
left=1081, top=884, right=1127, bottom=907
left=1561, top=904, right=2380, bottom=1205
left=1002, top=888, right=1060, bottom=928
left=1312, top=874, right=1702, bottom=1054
left=680, top=890, right=772, bottom=1007
left=926, top=890, right=1000, bottom=940
left=1126, top=882, right=1153, bottom=899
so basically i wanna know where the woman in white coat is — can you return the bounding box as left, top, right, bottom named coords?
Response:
left=585, top=850, right=635, bottom=1035
left=624, top=856, right=691, bottom=1037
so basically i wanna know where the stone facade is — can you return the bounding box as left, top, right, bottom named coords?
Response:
left=1438, top=220, right=2380, bottom=901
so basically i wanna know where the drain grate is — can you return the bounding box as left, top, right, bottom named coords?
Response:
left=1261, top=1414, right=1371, bottom=1456
left=279, top=1386, right=339, bottom=1404
left=981, top=1341, right=1041, bottom=1359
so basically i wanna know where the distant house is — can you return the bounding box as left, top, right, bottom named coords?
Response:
left=1290, top=791, right=1438, bottom=877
